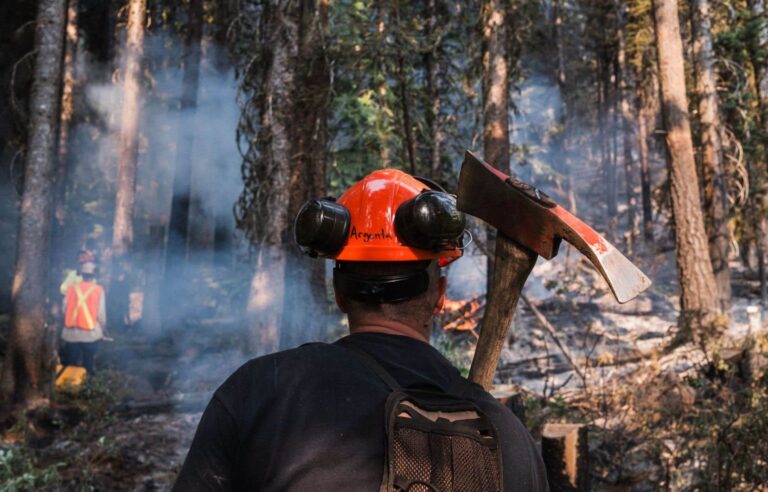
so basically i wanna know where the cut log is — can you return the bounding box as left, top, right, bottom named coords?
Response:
left=541, top=423, right=589, bottom=492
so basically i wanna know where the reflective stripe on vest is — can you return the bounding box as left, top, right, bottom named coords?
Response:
left=66, top=283, right=100, bottom=330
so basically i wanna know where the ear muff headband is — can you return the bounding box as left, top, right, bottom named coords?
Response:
left=413, top=176, right=447, bottom=193
left=333, top=266, right=430, bottom=304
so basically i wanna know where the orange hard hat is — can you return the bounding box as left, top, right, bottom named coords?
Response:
left=294, top=169, right=466, bottom=264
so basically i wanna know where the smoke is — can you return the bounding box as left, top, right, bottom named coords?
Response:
left=446, top=72, right=647, bottom=305
left=50, top=32, right=260, bottom=401
left=71, top=39, right=241, bottom=233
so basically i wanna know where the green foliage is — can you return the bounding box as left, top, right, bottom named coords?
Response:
left=432, top=331, right=470, bottom=377
left=327, top=0, right=548, bottom=194
left=0, top=447, right=63, bottom=492
left=674, top=346, right=768, bottom=489
left=711, top=2, right=768, bottom=245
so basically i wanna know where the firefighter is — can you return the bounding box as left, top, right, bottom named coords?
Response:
left=61, top=261, right=106, bottom=373
left=174, top=170, right=548, bottom=491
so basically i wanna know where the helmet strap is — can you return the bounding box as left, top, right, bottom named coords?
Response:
left=333, top=266, right=430, bottom=304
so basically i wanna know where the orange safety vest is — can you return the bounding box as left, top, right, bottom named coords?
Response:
left=65, top=281, right=103, bottom=330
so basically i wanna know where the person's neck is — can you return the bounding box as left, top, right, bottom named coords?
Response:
left=349, top=318, right=430, bottom=344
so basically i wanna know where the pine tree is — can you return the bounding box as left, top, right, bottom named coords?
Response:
left=0, top=0, right=68, bottom=412
left=652, top=0, right=722, bottom=339
left=691, top=0, right=731, bottom=309
left=112, top=0, right=146, bottom=259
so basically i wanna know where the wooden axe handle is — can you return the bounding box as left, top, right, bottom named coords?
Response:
left=468, top=234, right=537, bottom=389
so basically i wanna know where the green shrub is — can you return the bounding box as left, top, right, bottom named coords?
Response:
left=0, top=447, right=63, bottom=492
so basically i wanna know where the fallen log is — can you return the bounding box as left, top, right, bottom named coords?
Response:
left=113, top=392, right=210, bottom=417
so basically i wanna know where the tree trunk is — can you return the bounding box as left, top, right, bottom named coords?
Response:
left=159, top=0, right=203, bottom=329
left=749, top=0, right=768, bottom=126
left=0, top=0, right=67, bottom=412
left=241, top=0, right=300, bottom=354
left=637, top=86, right=654, bottom=243
left=167, top=0, right=204, bottom=265
left=187, top=142, right=216, bottom=260
left=279, top=0, right=331, bottom=350
left=757, top=216, right=768, bottom=305
left=747, top=0, right=768, bottom=305
left=392, top=0, right=416, bottom=175
left=426, top=0, right=444, bottom=180
left=54, top=0, right=78, bottom=227
left=482, top=0, right=510, bottom=292
left=478, top=0, right=523, bottom=355
left=141, top=224, right=165, bottom=334
left=609, top=59, right=619, bottom=225
left=247, top=246, right=285, bottom=355
left=617, top=6, right=639, bottom=255
left=553, top=0, right=577, bottom=215
left=652, top=0, right=722, bottom=338
left=597, top=11, right=618, bottom=227
left=112, top=0, right=146, bottom=258
left=109, top=0, right=145, bottom=334
left=691, top=0, right=731, bottom=310
left=49, top=0, right=79, bottom=318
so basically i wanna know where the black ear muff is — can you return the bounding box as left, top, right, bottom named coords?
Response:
left=294, top=198, right=351, bottom=257
left=394, top=191, right=466, bottom=251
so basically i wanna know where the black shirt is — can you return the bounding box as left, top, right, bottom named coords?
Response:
left=173, top=333, right=548, bottom=491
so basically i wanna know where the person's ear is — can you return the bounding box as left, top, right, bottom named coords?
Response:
left=433, top=275, right=447, bottom=315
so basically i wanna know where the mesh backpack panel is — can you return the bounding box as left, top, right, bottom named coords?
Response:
left=339, top=343, right=503, bottom=492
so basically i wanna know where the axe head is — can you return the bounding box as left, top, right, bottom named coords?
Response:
left=457, top=151, right=651, bottom=303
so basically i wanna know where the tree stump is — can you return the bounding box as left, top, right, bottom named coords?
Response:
left=541, top=423, right=589, bottom=492
left=491, top=386, right=525, bottom=423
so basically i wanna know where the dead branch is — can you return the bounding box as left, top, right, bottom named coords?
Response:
left=521, top=294, right=587, bottom=384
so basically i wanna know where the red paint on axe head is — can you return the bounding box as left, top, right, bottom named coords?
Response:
left=552, top=206, right=608, bottom=255
left=473, top=155, right=610, bottom=255
left=457, top=150, right=651, bottom=303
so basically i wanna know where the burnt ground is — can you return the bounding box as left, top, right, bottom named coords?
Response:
left=0, top=261, right=766, bottom=490
left=0, top=318, right=250, bottom=491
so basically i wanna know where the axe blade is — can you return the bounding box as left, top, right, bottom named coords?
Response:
left=457, top=151, right=651, bottom=304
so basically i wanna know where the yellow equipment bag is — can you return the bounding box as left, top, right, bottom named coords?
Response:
left=56, top=364, right=87, bottom=393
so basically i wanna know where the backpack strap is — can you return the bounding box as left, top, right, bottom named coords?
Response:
left=335, top=340, right=401, bottom=391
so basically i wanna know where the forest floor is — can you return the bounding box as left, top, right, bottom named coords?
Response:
left=0, top=256, right=767, bottom=490
left=0, top=316, right=249, bottom=490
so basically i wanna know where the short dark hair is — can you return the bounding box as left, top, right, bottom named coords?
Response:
left=333, top=260, right=441, bottom=323
left=333, top=260, right=431, bottom=304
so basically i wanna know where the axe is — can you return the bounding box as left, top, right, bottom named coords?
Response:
left=457, top=151, right=652, bottom=389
